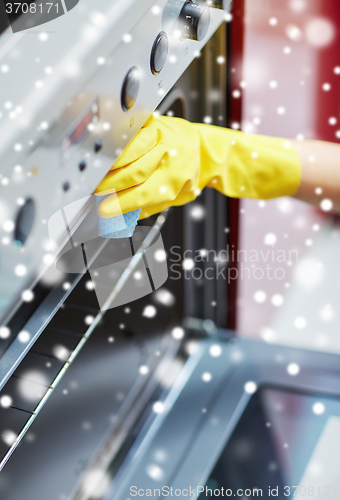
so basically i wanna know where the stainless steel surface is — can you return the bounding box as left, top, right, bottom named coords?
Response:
left=0, top=0, right=226, bottom=325
left=69, top=338, right=187, bottom=500
left=0, top=1, right=231, bottom=494
left=0, top=212, right=168, bottom=471
left=0, top=306, right=181, bottom=499
left=0, top=3, right=337, bottom=500
left=0, top=0, right=228, bottom=463
left=109, top=333, right=340, bottom=500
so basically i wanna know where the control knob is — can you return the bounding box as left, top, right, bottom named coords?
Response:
left=178, top=0, right=210, bottom=41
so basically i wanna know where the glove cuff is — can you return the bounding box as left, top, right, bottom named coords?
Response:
left=196, top=125, right=302, bottom=200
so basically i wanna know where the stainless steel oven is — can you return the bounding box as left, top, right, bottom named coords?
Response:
left=0, top=1, right=232, bottom=498
left=2, top=2, right=340, bottom=499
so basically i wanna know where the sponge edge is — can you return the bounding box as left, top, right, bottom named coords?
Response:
left=97, top=209, right=142, bottom=238
left=95, top=196, right=141, bottom=239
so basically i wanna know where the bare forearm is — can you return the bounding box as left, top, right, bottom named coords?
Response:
left=292, top=139, right=340, bottom=212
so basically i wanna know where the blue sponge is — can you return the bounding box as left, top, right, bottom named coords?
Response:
left=95, top=196, right=141, bottom=239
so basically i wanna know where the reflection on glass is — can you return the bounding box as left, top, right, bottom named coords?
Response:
left=201, top=388, right=340, bottom=499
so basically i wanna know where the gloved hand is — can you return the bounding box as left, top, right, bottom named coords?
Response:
left=94, top=114, right=301, bottom=219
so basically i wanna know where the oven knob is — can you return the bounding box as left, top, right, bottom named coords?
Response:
left=14, top=198, right=35, bottom=246
left=195, top=0, right=231, bottom=10
left=150, top=32, right=169, bottom=75
left=178, top=0, right=210, bottom=41
left=121, top=66, right=140, bottom=112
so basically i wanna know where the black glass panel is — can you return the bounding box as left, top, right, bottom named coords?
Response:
left=201, top=388, right=340, bottom=499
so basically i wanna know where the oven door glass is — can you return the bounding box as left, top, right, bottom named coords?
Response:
left=201, top=388, right=340, bottom=499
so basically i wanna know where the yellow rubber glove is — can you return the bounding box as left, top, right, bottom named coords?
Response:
left=95, top=114, right=301, bottom=219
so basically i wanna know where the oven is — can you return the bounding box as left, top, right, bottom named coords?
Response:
left=0, top=0, right=232, bottom=498
left=1, top=1, right=340, bottom=499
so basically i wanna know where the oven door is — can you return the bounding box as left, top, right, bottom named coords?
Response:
left=103, top=333, right=340, bottom=500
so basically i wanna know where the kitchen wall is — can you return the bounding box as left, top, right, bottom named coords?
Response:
left=237, top=0, right=340, bottom=354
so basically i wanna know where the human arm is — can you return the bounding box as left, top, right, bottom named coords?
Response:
left=292, top=139, right=340, bottom=212
left=94, top=114, right=302, bottom=219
